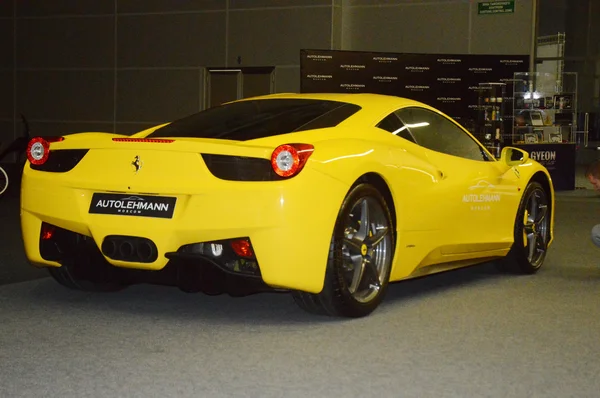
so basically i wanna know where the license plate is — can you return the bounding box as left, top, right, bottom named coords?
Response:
left=89, top=193, right=177, bottom=219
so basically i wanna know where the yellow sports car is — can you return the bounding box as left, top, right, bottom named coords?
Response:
left=21, top=93, right=554, bottom=317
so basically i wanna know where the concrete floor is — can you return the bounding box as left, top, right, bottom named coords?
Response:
left=0, top=175, right=47, bottom=285
left=1, top=162, right=600, bottom=397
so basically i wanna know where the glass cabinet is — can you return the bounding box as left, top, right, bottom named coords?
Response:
left=511, top=72, right=577, bottom=145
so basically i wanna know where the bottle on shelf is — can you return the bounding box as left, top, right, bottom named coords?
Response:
left=477, top=82, right=506, bottom=148
left=493, top=128, right=502, bottom=158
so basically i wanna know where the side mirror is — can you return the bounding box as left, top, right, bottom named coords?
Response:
left=500, top=146, right=529, bottom=167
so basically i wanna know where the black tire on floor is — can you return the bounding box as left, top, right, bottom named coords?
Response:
left=498, top=181, right=550, bottom=274
left=292, top=183, right=395, bottom=318
left=48, top=249, right=126, bottom=292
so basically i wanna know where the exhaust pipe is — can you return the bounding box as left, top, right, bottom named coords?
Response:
left=101, top=238, right=118, bottom=258
left=136, top=240, right=156, bottom=262
left=119, top=240, right=135, bottom=258
left=101, top=236, right=158, bottom=263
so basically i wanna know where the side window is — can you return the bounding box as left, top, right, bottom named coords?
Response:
left=376, top=112, right=416, bottom=143
left=395, top=107, right=490, bottom=161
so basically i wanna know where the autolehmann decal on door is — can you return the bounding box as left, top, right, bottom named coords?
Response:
left=462, top=194, right=501, bottom=203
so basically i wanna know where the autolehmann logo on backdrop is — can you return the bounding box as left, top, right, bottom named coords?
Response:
left=469, top=67, right=493, bottom=73
left=374, top=76, right=398, bottom=82
left=340, top=64, right=366, bottom=71
left=307, top=55, right=332, bottom=61
left=437, top=58, right=462, bottom=64
left=500, top=59, right=524, bottom=65
left=406, top=66, right=430, bottom=72
left=438, top=97, right=461, bottom=102
left=373, top=56, right=398, bottom=63
left=438, top=77, right=462, bottom=83
left=406, top=85, right=429, bottom=91
left=340, top=83, right=365, bottom=90
left=307, top=74, right=332, bottom=81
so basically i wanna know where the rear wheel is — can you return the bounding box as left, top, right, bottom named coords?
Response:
left=0, top=166, right=8, bottom=196
left=48, top=248, right=126, bottom=292
left=293, top=183, right=395, bottom=317
left=499, top=181, right=550, bottom=274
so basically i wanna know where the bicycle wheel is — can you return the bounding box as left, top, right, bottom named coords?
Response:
left=0, top=166, right=8, bottom=196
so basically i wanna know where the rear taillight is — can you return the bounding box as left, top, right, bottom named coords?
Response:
left=27, top=137, right=50, bottom=166
left=270, top=143, right=314, bottom=178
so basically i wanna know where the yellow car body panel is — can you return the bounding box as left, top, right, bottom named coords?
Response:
left=20, top=92, right=555, bottom=294
left=20, top=144, right=346, bottom=293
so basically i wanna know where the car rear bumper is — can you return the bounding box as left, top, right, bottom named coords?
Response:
left=20, top=166, right=348, bottom=293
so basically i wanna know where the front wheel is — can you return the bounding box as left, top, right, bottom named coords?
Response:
left=292, top=183, right=395, bottom=318
left=499, top=181, right=551, bottom=274
left=0, top=166, right=8, bottom=196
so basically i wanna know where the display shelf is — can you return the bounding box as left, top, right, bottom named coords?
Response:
left=511, top=71, right=578, bottom=191
left=511, top=72, right=577, bottom=145
left=476, top=82, right=506, bottom=158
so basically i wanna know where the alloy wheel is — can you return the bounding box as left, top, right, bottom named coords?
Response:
left=339, top=197, right=392, bottom=303
left=522, top=187, right=549, bottom=267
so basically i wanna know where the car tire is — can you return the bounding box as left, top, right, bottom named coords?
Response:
left=292, top=183, right=395, bottom=317
left=48, top=249, right=126, bottom=292
left=498, top=181, right=551, bottom=274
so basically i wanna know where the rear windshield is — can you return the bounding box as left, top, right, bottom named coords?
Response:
left=147, top=98, right=361, bottom=141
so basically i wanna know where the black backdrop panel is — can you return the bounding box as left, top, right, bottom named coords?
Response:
left=300, top=49, right=529, bottom=127
left=512, top=143, right=576, bottom=191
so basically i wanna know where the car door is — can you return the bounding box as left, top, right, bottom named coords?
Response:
left=374, top=111, right=458, bottom=273
left=395, top=106, right=516, bottom=254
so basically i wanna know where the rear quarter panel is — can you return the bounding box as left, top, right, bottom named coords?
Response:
left=258, top=127, right=465, bottom=276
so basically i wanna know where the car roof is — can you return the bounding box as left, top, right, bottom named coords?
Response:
left=246, top=92, right=421, bottom=107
